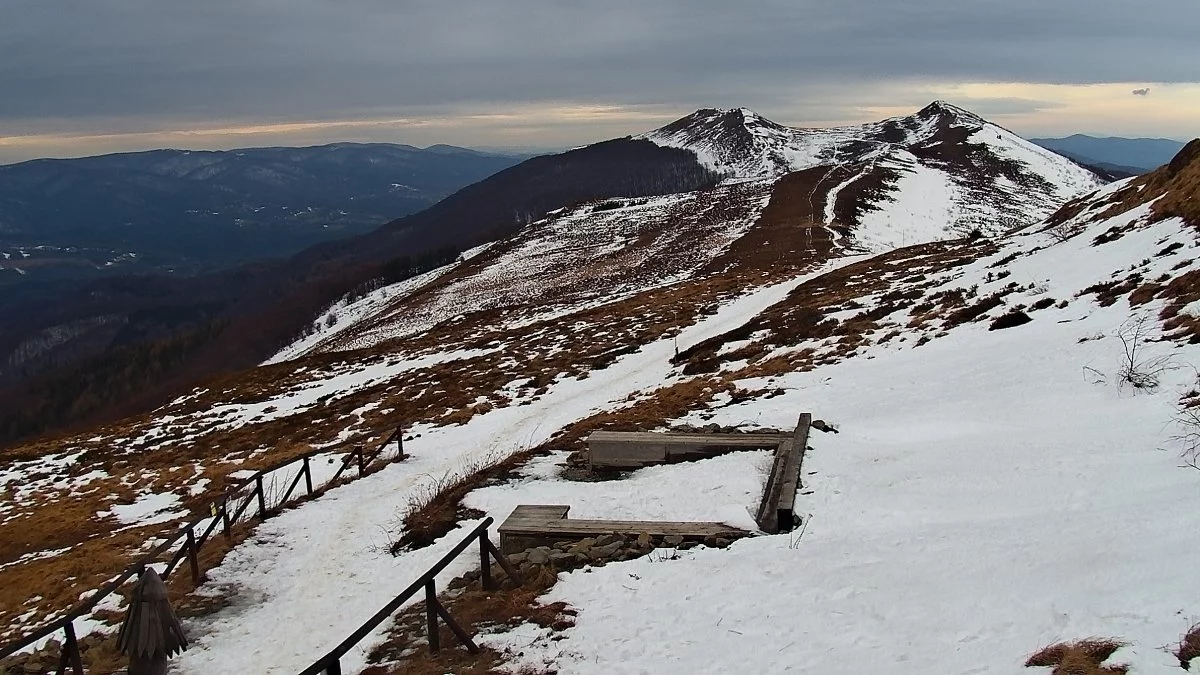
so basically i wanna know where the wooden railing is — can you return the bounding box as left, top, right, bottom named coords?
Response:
left=0, top=428, right=408, bottom=671
left=298, top=516, right=522, bottom=675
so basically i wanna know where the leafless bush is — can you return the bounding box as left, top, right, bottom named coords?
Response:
left=1174, top=403, right=1200, bottom=471
left=1116, top=315, right=1173, bottom=392
left=1046, top=220, right=1085, bottom=244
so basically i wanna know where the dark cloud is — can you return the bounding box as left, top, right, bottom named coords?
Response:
left=0, top=0, right=1196, bottom=146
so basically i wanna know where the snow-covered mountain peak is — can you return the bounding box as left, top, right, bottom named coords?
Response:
left=913, top=99, right=987, bottom=126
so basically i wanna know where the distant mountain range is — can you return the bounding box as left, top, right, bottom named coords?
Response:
left=0, top=142, right=521, bottom=280
left=1030, top=135, right=1186, bottom=175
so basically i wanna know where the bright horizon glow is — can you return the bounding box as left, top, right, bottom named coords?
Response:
left=1, top=83, right=1195, bottom=164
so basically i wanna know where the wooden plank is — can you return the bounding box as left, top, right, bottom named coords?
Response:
left=498, top=504, right=747, bottom=554
left=754, top=439, right=792, bottom=533
left=587, top=431, right=787, bottom=445
left=587, top=431, right=786, bottom=470
left=775, top=413, right=812, bottom=532
left=501, top=520, right=740, bottom=535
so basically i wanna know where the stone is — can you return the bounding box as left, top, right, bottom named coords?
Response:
left=663, top=534, right=684, bottom=547
left=588, top=541, right=623, bottom=560
left=714, top=537, right=732, bottom=548
left=507, top=552, right=529, bottom=565
left=678, top=541, right=696, bottom=551
left=595, top=533, right=623, bottom=547
left=526, top=548, right=551, bottom=565
left=703, top=535, right=719, bottom=547
left=636, top=532, right=652, bottom=548
left=548, top=551, right=575, bottom=565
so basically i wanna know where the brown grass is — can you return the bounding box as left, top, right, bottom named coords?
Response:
left=391, top=449, right=542, bottom=552
left=366, top=565, right=566, bottom=675
left=1025, top=639, right=1128, bottom=674
left=1174, top=622, right=1200, bottom=670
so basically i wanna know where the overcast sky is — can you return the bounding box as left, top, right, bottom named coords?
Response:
left=1, top=0, right=1197, bottom=163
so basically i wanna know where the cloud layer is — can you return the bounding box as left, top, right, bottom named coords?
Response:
left=1, top=0, right=1197, bottom=160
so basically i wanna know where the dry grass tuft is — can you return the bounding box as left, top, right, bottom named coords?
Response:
left=1025, top=639, right=1128, bottom=674
left=1175, top=622, right=1200, bottom=670
left=391, top=449, right=541, bottom=553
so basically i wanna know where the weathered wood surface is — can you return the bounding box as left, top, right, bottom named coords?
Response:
left=754, top=413, right=812, bottom=533
left=587, top=430, right=787, bottom=470
left=498, top=504, right=746, bottom=554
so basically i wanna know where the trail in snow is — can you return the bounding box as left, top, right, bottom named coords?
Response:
left=172, top=261, right=850, bottom=675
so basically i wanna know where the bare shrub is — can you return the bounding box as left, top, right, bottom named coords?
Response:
left=1046, top=220, right=1085, bottom=244
left=1174, top=403, right=1200, bottom=471
left=1116, top=315, right=1173, bottom=392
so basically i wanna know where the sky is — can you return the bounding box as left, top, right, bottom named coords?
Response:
left=1, top=0, right=1197, bottom=164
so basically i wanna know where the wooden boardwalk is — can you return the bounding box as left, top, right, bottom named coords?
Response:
left=498, top=505, right=747, bottom=555
left=582, top=413, right=813, bottom=534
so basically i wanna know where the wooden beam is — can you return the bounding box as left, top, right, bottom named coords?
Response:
left=587, top=431, right=787, bottom=470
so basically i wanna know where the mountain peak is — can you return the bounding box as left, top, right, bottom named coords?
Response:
left=915, top=100, right=985, bottom=124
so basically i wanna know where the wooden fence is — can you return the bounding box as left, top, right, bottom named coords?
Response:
left=0, top=428, right=407, bottom=672
left=297, top=516, right=522, bottom=675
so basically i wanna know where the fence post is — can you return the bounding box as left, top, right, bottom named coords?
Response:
left=186, top=528, right=201, bottom=587
left=326, top=659, right=342, bottom=675
left=303, top=455, right=314, bottom=496
left=222, top=498, right=233, bottom=542
left=356, top=445, right=365, bottom=476
left=397, top=427, right=406, bottom=460
left=479, top=531, right=493, bottom=591
left=425, top=579, right=440, bottom=652
left=63, top=621, right=84, bottom=675
left=255, top=475, right=266, bottom=519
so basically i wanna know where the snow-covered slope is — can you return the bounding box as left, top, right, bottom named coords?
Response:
left=5, top=122, right=1194, bottom=675
left=642, top=101, right=1104, bottom=249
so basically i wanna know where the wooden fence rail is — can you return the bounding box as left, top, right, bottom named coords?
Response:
left=297, top=516, right=522, bottom=675
left=0, top=426, right=408, bottom=669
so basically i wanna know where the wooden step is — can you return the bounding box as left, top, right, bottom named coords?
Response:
left=498, top=504, right=747, bottom=554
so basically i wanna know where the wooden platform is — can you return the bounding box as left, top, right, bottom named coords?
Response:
left=586, top=430, right=787, bottom=470
left=498, top=505, right=747, bottom=555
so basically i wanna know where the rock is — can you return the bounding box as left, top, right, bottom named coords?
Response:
left=714, top=537, right=732, bottom=548
left=507, top=552, right=529, bottom=565
left=636, top=532, right=652, bottom=548
left=811, top=419, right=839, bottom=434
left=663, top=534, right=684, bottom=547
left=548, top=551, right=575, bottom=565
left=526, top=548, right=551, bottom=565
left=519, top=562, right=537, bottom=577
left=567, top=538, right=597, bottom=555
left=703, top=535, right=719, bottom=547
left=588, top=541, right=623, bottom=560
left=678, top=541, right=696, bottom=551
left=553, top=541, right=573, bottom=551
left=595, top=533, right=623, bottom=547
